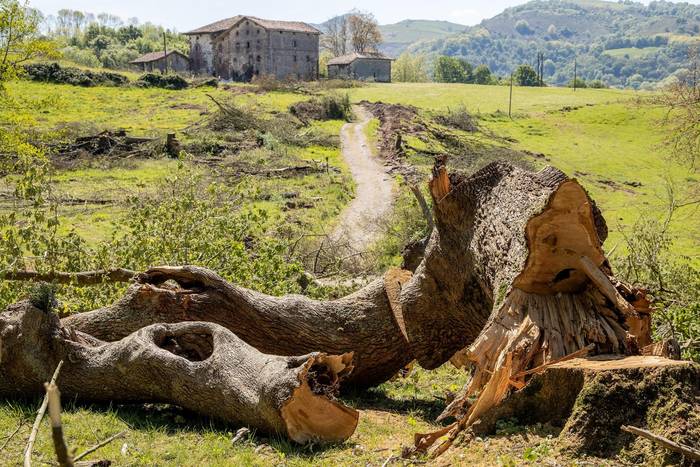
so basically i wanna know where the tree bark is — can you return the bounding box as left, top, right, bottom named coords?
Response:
left=0, top=302, right=358, bottom=444
left=63, top=268, right=413, bottom=387
left=61, top=160, right=648, bottom=394
left=402, top=159, right=653, bottom=457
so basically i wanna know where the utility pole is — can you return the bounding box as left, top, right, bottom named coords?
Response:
left=539, top=52, right=545, bottom=87
left=573, top=58, right=577, bottom=92
left=509, top=72, right=514, bottom=118
left=162, top=32, right=168, bottom=74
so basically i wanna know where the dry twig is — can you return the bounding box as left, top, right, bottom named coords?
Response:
left=24, top=360, right=64, bottom=467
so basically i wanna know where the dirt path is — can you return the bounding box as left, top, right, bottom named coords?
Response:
left=331, top=106, right=395, bottom=253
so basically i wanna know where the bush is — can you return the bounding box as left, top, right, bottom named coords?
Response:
left=567, top=78, right=588, bottom=88
left=320, top=93, right=352, bottom=120
left=23, top=62, right=129, bottom=87
left=588, top=79, right=608, bottom=88
left=436, top=105, right=478, bottom=132
left=61, top=46, right=101, bottom=68
left=135, top=73, right=188, bottom=90
left=514, top=64, right=539, bottom=86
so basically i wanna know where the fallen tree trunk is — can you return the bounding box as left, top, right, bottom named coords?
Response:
left=0, top=301, right=358, bottom=444
left=55, top=160, right=646, bottom=394
left=62, top=268, right=414, bottom=387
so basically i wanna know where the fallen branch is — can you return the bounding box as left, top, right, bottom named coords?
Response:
left=1, top=269, right=135, bottom=285
left=24, top=360, right=64, bottom=467
left=73, top=431, right=126, bottom=462
left=621, top=425, right=700, bottom=462
left=0, top=421, right=23, bottom=453
left=45, top=381, right=73, bottom=467
left=3, top=306, right=358, bottom=444
left=409, top=184, right=434, bottom=232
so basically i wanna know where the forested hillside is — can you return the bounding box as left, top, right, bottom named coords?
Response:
left=378, top=20, right=467, bottom=56
left=411, top=0, right=700, bottom=88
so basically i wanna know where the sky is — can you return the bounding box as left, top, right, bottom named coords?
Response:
left=29, top=0, right=700, bottom=31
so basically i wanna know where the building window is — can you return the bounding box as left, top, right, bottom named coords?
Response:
left=306, top=55, right=310, bottom=62
left=257, top=29, right=260, bottom=34
left=218, top=44, right=223, bottom=53
left=293, top=40, right=297, bottom=47
left=293, top=55, right=297, bottom=62
left=235, top=31, right=239, bottom=36
left=246, top=41, right=250, bottom=49
left=256, top=55, right=261, bottom=62
left=246, top=29, right=249, bottom=35
left=235, top=42, right=240, bottom=48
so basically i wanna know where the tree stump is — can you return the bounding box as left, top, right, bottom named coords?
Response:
left=474, top=356, right=700, bottom=465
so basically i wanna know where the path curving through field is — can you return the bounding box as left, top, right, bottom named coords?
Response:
left=330, top=106, right=395, bottom=253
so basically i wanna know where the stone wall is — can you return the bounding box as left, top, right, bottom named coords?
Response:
left=189, top=33, right=216, bottom=75
left=189, top=19, right=319, bottom=81
left=328, top=59, right=392, bottom=82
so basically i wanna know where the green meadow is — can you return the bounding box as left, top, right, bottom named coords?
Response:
left=1, top=78, right=698, bottom=466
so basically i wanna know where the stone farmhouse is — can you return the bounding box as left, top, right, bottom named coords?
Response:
left=327, top=53, right=393, bottom=83
left=129, top=50, right=190, bottom=74
left=183, top=16, right=321, bottom=81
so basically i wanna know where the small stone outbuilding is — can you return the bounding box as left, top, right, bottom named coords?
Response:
left=130, top=50, right=190, bottom=73
left=327, top=53, right=392, bottom=82
left=184, top=15, right=320, bottom=81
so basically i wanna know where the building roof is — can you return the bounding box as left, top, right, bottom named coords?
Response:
left=130, top=50, right=189, bottom=64
left=184, top=15, right=320, bottom=35
left=327, top=52, right=392, bottom=66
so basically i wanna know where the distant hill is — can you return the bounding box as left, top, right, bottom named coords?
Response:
left=315, top=16, right=466, bottom=57
left=410, top=0, right=700, bottom=88
left=378, top=20, right=467, bottom=56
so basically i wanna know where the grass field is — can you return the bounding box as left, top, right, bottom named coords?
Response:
left=1, top=78, right=698, bottom=465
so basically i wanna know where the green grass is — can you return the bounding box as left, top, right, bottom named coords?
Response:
left=2, top=78, right=698, bottom=465
left=2, top=80, right=305, bottom=135
left=0, top=365, right=604, bottom=466
left=488, top=103, right=700, bottom=259
left=347, top=82, right=635, bottom=114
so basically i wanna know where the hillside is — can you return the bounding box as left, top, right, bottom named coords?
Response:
left=411, top=0, right=700, bottom=88
left=316, top=16, right=466, bottom=57
left=378, top=19, right=467, bottom=56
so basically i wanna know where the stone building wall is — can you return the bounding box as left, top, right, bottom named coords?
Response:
left=328, top=59, right=392, bottom=82
left=189, top=34, right=216, bottom=75
left=189, top=19, right=319, bottom=81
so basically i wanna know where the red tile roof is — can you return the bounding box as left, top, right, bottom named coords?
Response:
left=184, top=15, right=320, bottom=35
left=327, top=52, right=392, bottom=66
left=130, top=50, right=189, bottom=64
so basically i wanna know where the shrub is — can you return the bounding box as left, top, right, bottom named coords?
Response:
left=320, top=93, right=352, bottom=120
left=436, top=105, right=478, bottom=132
left=135, top=73, right=189, bottom=90
left=23, top=62, right=129, bottom=87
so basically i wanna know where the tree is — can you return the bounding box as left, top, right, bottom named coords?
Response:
left=347, top=12, right=382, bottom=53
left=392, top=52, right=429, bottom=82
left=0, top=0, right=58, bottom=82
left=433, top=56, right=473, bottom=83
left=655, top=47, right=700, bottom=168
left=515, top=19, right=533, bottom=35
left=514, top=64, right=539, bottom=86
left=321, top=14, right=349, bottom=57
left=473, top=64, right=492, bottom=84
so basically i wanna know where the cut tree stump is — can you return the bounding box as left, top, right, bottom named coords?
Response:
left=473, top=356, right=700, bottom=465
left=0, top=302, right=358, bottom=444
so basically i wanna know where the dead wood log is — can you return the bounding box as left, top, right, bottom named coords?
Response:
left=62, top=267, right=413, bottom=387
left=57, top=160, right=646, bottom=394
left=0, top=302, right=358, bottom=444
